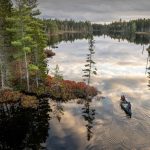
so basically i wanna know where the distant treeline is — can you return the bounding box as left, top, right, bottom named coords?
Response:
left=92, top=19, right=150, bottom=45
left=44, top=19, right=93, bottom=35
left=92, top=18, right=150, bottom=33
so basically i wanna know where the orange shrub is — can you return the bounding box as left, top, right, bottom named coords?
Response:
left=45, top=76, right=97, bottom=100
left=0, top=89, right=22, bottom=103
left=21, top=95, right=38, bottom=108
left=0, top=89, right=39, bottom=108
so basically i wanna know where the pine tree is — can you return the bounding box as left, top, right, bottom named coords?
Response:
left=29, top=18, right=47, bottom=88
left=7, top=0, right=47, bottom=91
left=83, top=35, right=97, bottom=85
left=0, top=0, right=12, bottom=89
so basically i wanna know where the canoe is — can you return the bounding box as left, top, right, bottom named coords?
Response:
left=120, top=101, right=132, bottom=117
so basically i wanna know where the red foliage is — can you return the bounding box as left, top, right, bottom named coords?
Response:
left=0, top=89, right=22, bottom=103
left=45, top=76, right=97, bottom=100
left=0, top=89, right=38, bottom=108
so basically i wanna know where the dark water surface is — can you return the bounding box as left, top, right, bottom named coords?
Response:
left=46, top=36, right=150, bottom=149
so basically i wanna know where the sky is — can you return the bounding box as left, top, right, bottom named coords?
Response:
left=38, top=0, right=150, bottom=23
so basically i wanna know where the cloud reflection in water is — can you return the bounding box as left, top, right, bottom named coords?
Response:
left=46, top=35, right=150, bottom=149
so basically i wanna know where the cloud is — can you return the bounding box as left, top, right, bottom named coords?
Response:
left=38, top=0, right=150, bottom=22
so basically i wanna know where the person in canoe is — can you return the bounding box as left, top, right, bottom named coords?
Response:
left=121, top=95, right=126, bottom=102
left=120, top=95, right=132, bottom=117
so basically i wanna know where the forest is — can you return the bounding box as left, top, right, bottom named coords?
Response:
left=92, top=19, right=150, bottom=45
left=44, top=19, right=92, bottom=35
left=0, top=0, right=97, bottom=107
left=92, top=19, right=150, bottom=33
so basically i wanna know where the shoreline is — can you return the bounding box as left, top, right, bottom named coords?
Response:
left=135, top=32, right=150, bottom=35
left=49, top=30, right=90, bottom=36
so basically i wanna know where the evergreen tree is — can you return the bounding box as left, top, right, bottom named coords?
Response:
left=29, top=18, right=47, bottom=88
left=83, top=35, right=97, bottom=85
left=7, top=0, right=47, bottom=91
left=0, top=0, right=12, bottom=89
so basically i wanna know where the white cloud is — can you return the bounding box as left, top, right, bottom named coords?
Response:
left=38, top=0, right=150, bottom=22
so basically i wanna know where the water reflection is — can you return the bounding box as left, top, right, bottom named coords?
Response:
left=47, top=100, right=87, bottom=150
left=82, top=100, right=95, bottom=141
left=93, top=31, right=150, bottom=45
left=50, top=100, right=64, bottom=122
left=48, top=33, right=89, bottom=48
left=146, top=45, right=150, bottom=89
left=0, top=98, right=50, bottom=149
left=47, top=33, right=150, bottom=149
left=1, top=32, right=150, bottom=149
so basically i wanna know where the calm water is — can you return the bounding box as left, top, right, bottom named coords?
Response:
left=46, top=35, right=150, bottom=149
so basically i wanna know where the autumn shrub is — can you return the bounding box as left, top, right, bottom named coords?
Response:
left=45, top=76, right=97, bottom=100
left=21, top=95, right=38, bottom=108
left=0, top=89, right=39, bottom=108
left=0, top=89, right=22, bottom=103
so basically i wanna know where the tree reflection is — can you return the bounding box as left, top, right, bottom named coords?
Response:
left=81, top=35, right=96, bottom=141
left=146, top=45, right=150, bottom=89
left=93, top=30, right=150, bottom=45
left=82, top=100, right=95, bottom=141
left=47, top=33, right=89, bottom=47
left=50, top=100, right=64, bottom=122
left=0, top=98, right=50, bottom=149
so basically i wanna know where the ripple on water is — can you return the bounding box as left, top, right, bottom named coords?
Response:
left=89, top=96, right=150, bottom=150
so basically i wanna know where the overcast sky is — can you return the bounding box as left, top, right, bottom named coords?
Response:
left=38, top=0, right=150, bottom=23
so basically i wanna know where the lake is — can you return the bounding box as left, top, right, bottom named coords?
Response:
left=0, top=34, right=150, bottom=150
left=45, top=35, right=150, bottom=149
